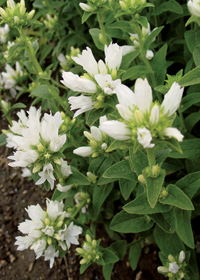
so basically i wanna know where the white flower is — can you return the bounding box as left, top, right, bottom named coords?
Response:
left=137, top=127, right=155, bottom=148
left=104, top=43, right=123, bottom=71
left=94, top=74, right=121, bottom=95
left=57, top=53, right=67, bottom=65
left=178, top=251, right=185, bottom=263
left=135, top=78, right=152, bottom=114
left=100, top=120, right=131, bottom=140
left=169, top=262, right=180, bottom=274
left=31, top=239, right=46, bottom=259
left=73, top=146, right=93, bottom=157
left=61, top=72, right=97, bottom=93
left=46, top=198, right=65, bottom=221
left=58, top=222, right=82, bottom=249
left=15, top=236, right=36, bottom=251
left=146, top=50, right=154, bottom=60
left=42, top=225, right=55, bottom=236
left=68, top=95, right=96, bottom=117
left=79, top=2, right=94, bottom=12
left=150, top=105, right=160, bottom=125
left=21, top=167, right=32, bottom=177
left=57, top=183, right=72, bottom=192
left=162, top=127, right=184, bottom=142
left=0, top=24, right=9, bottom=43
left=44, top=245, right=59, bottom=268
left=60, top=159, right=72, bottom=177
left=188, top=0, right=200, bottom=17
left=161, top=82, right=184, bottom=116
left=36, top=163, right=56, bottom=190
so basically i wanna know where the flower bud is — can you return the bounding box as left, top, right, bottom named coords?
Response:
left=178, top=251, right=185, bottom=263
left=151, top=165, right=160, bottom=177
left=1, top=100, right=9, bottom=111
left=84, top=131, right=93, bottom=141
left=80, top=258, right=87, bottom=265
left=157, top=266, right=169, bottom=273
left=53, top=233, right=61, bottom=240
left=54, top=158, right=61, bottom=165
left=168, top=254, right=175, bottom=263
left=20, top=0, right=26, bottom=15
left=86, top=234, right=92, bottom=243
left=14, top=16, right=20, bottom=24
left=134, top=109, right=143, bottom=123
left=45, top=218, right=50, bottom=225
left=37, top=143, right=45, bottom=152
left=8, top=0, right=15, bottom=10
left=0, top=8, right=8, bottom=19
left=92, top=240, right=97, bottom=247
left=33, top=163, right=42, bottom=173
left=76, top=247, right=85, bottom=254
left=56, top=221, right=63, bottom=228
left=47, top=237, right=52, bottom=245
left=27, top=10, right=35, bottom=20
left=138, top=174, right=146, bottom=184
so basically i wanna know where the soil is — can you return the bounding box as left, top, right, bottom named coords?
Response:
left=0, top=109, right=166, bottom=280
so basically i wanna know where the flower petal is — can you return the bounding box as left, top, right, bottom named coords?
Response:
left=100, top=120, right=131, bottom=140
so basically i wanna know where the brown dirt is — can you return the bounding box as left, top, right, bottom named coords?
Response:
left=0, top=111, right=165, bottom=280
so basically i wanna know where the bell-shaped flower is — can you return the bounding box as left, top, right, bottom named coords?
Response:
left=137, top=127, right=155, bottom=148
left=169, top=262, right=180, bottom=274
left=36, top=163, right=56, bottom=190
left=100, top=120, right=131, bottom=141
left=44, top=245, right=59, bottom=268
left=134, top=78, right=152, bottom=114
left=68, top=95, right=96, bottom=117
left=104, top=43, right=123, bottom=71
left=162, top=127, right=184, bottom=142
left=73, top=146, right=93, bottom=157
left=61, top=72, right=97, bottom=93
left=79, top=2, right=94, bottom=11
left=188, top=0, right=200, bottom=17
left=161, top=82, right=184, bottom=116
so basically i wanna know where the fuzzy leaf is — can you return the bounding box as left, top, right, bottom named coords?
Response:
left=150, top=208, right=177, bottom=233
left=129, top=242, right=142, bottom=270
left=129, top=148, right=149, bottom=176
left=119, top=178, right=137, bottom=200
left=103, top=160, right=137, bottom=181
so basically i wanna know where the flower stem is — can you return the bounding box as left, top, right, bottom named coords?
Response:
left=97, top=12, right=108, bottom=46
left=70, top=199, right=88, bottom=219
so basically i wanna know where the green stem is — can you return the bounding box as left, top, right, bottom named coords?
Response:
left=70, top=199, right=88, bottom=219
left=97, top=12, right=108, bottom=46
left=178, top=109, right=187, bottom=132
left=146, top=148, right=156, bottom=168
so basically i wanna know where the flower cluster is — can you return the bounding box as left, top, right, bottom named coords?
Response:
left=0, top=0, right=35, bottom=29
left=100, top=78, right=184, bottom=149
left=73, top=116, right=108, bottom=157
left=0, top=23, right=9, bottom=43
left=6, top=106, right=71, bottom=189
left=15, top=199, right=82, bottom=268
left=76, top=234, right=102, bottom=265
left=1, top=61, right=24, bottom=98
left=157, top=251, right=187, bottom=279
left=61, top=42, right=123, bottom=116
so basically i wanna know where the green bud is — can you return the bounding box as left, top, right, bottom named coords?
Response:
left=33, top=163, right=42, bottom=173
left=151, top=165, right=161, bottom=177
left=27, top=10, right=35, bottom=20
left=99, top=33, right=104, bottom=43
left=119, top=1, right=127, bottom=10
left=94, top=101, right=103, bottom=109
left=167, top=272, right=174, bottom=278
left=45, top=218, right=50, bottom=225
left=80, top=258, right=87, bottom=265
left=138, top=174, right=146, bottom=184
left=86, top=234, right=92, bottom=243
left=37, top=143, right=45, bottom=152
left=84, top=131, right=93, bottom=141
left=47, top=237, right=52, bottom=245
left=54, top=158, right=61, bottom=165
left=90, top=140, right=99, bottom=148
left=14, top=16, right=20, bottom=24
left=20, top=0, right=26, bottom=15
left=168, top=254, right=175, bottom=263
left=56, top=221, right=63, bottom=228
left=157, top=266, right=169, bottom=273
left=1, top=100, right=9, bottom=111
left=97, top=94, right=104, bottom=102
left=2, top=129, right=9, bottom=135
left=53, top=233, right=61, bottom=240
left=92, top=152, right=99, bottom=158
left=0, top=8, right=8, bottom=19
left=134, top=109, right=143, bottom=123
left=44, top=153, right=51, bottom=159
left=111, top=69, right=117, bottom=79
left=76, top=248, right=85, bottom=254
left=92, top=240, right=97, bottom=247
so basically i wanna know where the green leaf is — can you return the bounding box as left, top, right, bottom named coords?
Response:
left=103, top=160, right=137, bottom=181
left=122, top=65, right=152, bottom=81
left=160, top=138, right=182, bottom=154
left=180, top=92, right=200, bottom=112
left=7, top=43, right=22, bottom=59
left=120, top=50, right=141, bottom=70
left=82, top=11, right=93, bottom=23
left=185, top=112, right=200, bottom=133
left=169, top=139, right=200, bottom=160
left=100, top=247, right=119, bottom=264
left=143, top=26, right=164, bottom=52
left=193, top=45, right=200, bottom=66
left=106, top=140, right=127, bottom=152
left=63, top=167, right=90, bottom=185
left=152, top=0, right=183, bottom=15
left=151, top=44, right=167, bottom=85
left=160, top=184, right=194, bottom=210
left=129, top=148, right=149, bottom=176
left=0, top=133, right=7, bottom=147
left=103, top=263, right=114, bottom=280
left=109, top=240, right=127, bottom=260
left=110, top=210, right=154, bottom=233
left=154, top=226, right=185, bottom=256
left=52, top=187, right=77, bottom=201
left=184, top=30, right=200, bottom=53
left=143, top=169, right=166, bottom=208
left=135, top=16, right=148, bottom=29
left=31, top=84, right=53, bottom=99
left=123, top=192, right=172, bottom=215
left=176, top=171, right=200, bottom=199
left=179, top=66, right=200, bottom=87
left=86, top=107, right=114, bottom=127
left=150, top=208, right=177, bottom=233
left=129, top=242, right=142, bottom=270
left=93, top=183, right=113, bottom=216
left=89, top=28, right=112, bottom=50
left=175, top=209, right=194, bottom=248
left=107, top=21, right=133, bottom=33
left=119, top=178, right=137, bottom=200
left=162, top=158, right=184, bottom=174
left=80, top=263, right=91, bottom=274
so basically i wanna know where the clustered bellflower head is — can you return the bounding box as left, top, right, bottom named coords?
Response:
left=61, top=42, right=123, bottom=116
left=6, top=106, right=71, bottom=190
left=0, top=23, right=9, bottom=43
left=15, top=199, right=83, bottom=268
left=100, top=78, right=184, bottom=149
left=0, top=0, right=35, bottom=29
left=187, top=0, right=200, bottom=17
left=76, top=234, right=102, bottom=265
left=157, top=251, right=187, bottom=279
left=73, top=116, right=108, bottom=158
left=1, top=61, right=24, bottom=98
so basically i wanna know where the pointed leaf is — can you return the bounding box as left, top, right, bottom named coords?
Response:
left=63, top=167, right=90, bottom=185
left=175, top=209, right=194, bottom=248
left=103, top=160, right=137, bottom=181
left=150, top=208, right=177, bottom=233
left=110, top=210, right=154, bottom=233
left=129, top=148, right=149, bottom=176
left=119, top=178, right=137, bottom=200
left=123, top=192, right=172, bottom=215
left=160, top=184, right=194, bottom=210
left=176, top=171, right=200, bottom=199
left=129, top=242, right=142, bottom=270
left=179, top=66, right=200, bottom=87
left=143, top=169, right=166, bottom=208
